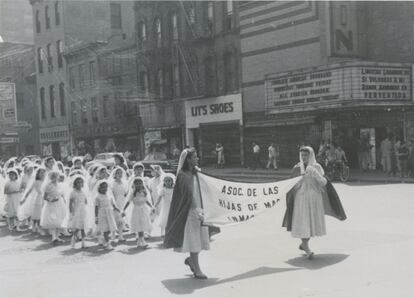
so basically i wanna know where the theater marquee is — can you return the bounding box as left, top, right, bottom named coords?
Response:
left=265, top=62, right=412, bottom=114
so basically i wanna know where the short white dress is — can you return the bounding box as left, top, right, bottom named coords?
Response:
left=40, top=183, right=67, bottom=229
left=179, top=176, right=210, bottom=253
left=5, top=180, right=21, bottom=218
left=19, top=180, right=43, bottom=221
left=68, top=189, right=88, bottom=230
left=95, top=194, right=117, bottom=233
left=129, top=192, right=152, bottom=234
left=112, top=181, right=127, bottom=227
left=158, top=188, right=173, bottom=230
left=291, top=165, right=327, bottom=238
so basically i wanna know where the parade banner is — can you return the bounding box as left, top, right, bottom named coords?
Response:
left=198, top=173, right=301, bottom=226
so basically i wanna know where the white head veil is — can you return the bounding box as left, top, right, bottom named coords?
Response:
left=299, top=146, right=324, bottom=175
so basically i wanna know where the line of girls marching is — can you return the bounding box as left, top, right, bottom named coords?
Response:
left=0, top=156, right=175, bottom=250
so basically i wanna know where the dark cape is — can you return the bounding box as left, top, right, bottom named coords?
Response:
left=163, top=170, right=194, bottom=249
left=282, top=165, right=347, bottom=231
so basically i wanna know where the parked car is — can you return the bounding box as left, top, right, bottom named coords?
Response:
left=138, top=152, right=177, bottom=177
left=86, top=152, right=127, bottom=169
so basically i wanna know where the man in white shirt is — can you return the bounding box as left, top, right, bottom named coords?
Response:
left=267, top=143, right=278, bottom=170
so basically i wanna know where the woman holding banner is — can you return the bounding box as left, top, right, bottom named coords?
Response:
left=164, top=148, right=210, bottom=279
left=283, top=146, right=346, bottom=259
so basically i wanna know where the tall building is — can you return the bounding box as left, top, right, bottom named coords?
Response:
left=30, top=0, right=134, bottom=159
left=0, top=42, right=39, bottom=157
left=240, top=1, right=414, bottom=168
left=0, top=0, right=34, bottom=44
left=135, top=1, right=242, bottom=164
left=64, top=1, right=140, bottom=156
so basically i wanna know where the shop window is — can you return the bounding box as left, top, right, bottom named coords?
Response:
left=55, top=1, right=60, bottom=26
left=40, top=87, right=46, bottom=119
left=47, top=43, right=53, bottom=72
left=45, top=5, right=50, bottom=29
left=79, top=63, right=85, bottom=89
left=71, top=102, right=77, bottom=125
left=110, top=3, right=122, bottom=29
left=89, top=61, right=96, bottom=85
left=36, top=10, right=41, bottom=33
left=91, top=97, right=98, bottom=123
left=81, top=99, right=88, bottom=124
left=37, top=47, right=43, bottom=74
left=49, top=85, right=55, bottom=118
left=154, top=18, right=162, bottom=48
left=103, top=95, right=110, bottom=118
left=59, top=83, right=66, bottom=116
left=69, top=66, right=75, bottom=89
left=56, top=40, right=63, bottom=68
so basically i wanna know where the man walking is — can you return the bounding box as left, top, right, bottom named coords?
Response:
left=252, top=142, right=261, bottom=170
left=267, top=143, right=278, bottom=170
left=380, top=135, right=392, bottom=175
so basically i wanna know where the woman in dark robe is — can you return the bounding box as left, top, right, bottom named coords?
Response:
left=282, top=146, right=346, bottom=259
left=164, top=148, right=210, bottom=279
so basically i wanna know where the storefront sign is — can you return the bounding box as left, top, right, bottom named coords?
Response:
left=265, top=62, right=412, bottom=114
left=40, top=125, right=70, bottom=143
left=328, top=1, right=359, bottom=57
left=0, top=82, right=17, bottom=125
left=0, top=137, right=19, bottom=144
left=185, top=94, right=243, bottom=129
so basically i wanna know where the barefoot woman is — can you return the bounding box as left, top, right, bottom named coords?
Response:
left=283, top=146, right=346, bottom=259
left=164, top=148, right=209, bottom=279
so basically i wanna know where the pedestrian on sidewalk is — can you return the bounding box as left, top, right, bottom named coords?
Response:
left=164, top=148, right=209, bottom=279
left=380, top=135, right=392, bottom=174
left=397, top=140, right=409, bottom=178
left=252, top=142, right=261, bottom=170
left=282, top=146, right=346, bottom=259
left=215, top=143, right=225, bottom=169
left=267, top=143, right=278, bottom=170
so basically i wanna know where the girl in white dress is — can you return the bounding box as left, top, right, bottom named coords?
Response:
left=40, top=171, right=68, bottom=245
left=19, top=167, right=46, bottom=233
left=4, top=169, right=22, bottom=231
left=95, top=180, right=120, bottom=250
left=68, top=176, right=89, bottom=249
left=110, top=167, right=128, bottom=242
left=122, top=177, right=154, bottom=248
left=148, top=165, right=164, bottom=222
left=155, top=174, right=175, bottom=237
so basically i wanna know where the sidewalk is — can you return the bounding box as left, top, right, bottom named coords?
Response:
left=202, top=166, right=414, bottom=184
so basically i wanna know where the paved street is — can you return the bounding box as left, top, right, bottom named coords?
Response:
left=0, top=182, right=413, bottom=298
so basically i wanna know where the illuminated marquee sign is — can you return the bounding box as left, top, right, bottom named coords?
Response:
left=265, top=62, right=412, bottom=114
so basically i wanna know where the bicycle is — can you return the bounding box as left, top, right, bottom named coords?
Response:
left=326, top=160, right=350, bottom=182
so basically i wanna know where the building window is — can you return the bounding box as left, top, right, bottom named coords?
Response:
left=207, top=2, right=214, bottom=35
left=45, top=5, right=50, bottom=29
left=137, top=21, right=147, bottom=47
left=46, top=43, right=53, bottom=72
left=114, top=92, right=123, bottom=117
left=49, top=85, right=55, bottom=118
left=172, top=64, right=180, bottom=98
left=223, top=53, right=234, bottom=92
left=204, top=56, right=216, bottom=96
left=188, top=4, right=196, bottom=25
left=40, top=87, right=46, bottom=119
left=36, top=10, right=41, bottom=33
left=154, top=18, right=162, bottom=48
left=225, top=0, right=233, bottom=30
left=37, top=47, right=43, bottom=74
left=69, top=66, right=75, bottom=89
left=59, top=83, right=66, bottom=116
left=91, top=97, right=98, bottom=123
left=89, top=61, right=96, bottom=85
left=103, top=95, right=110, bottom=118
left=71, top=102, right=77, bottom=125
left=55, top=1, right=60, bottom=25
left=81, top=99, right=88, bottom=124
left=171, top=12, right=178, bottom=41
left=139, top=69, right=149, bottom=94
left=56, top=40, right=63, bottom=68
left=157, top=68, right=164, bottom=98
left=110, top=3, right=122, bottom=29
left=79, top=64, right=85, bottom=89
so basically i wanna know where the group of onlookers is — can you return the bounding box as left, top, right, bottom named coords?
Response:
left=379, top=135, right=413, bottom=178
